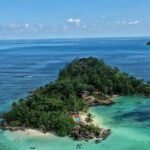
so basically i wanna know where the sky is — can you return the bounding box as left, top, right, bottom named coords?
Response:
left=0, top=0, right=150, bottom=39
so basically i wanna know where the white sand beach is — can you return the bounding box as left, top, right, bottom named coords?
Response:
left=21, top=129, right=56, bottom=137
left=79, top=112, right=103, bottom=127
left=20, top=111, right=103, bottom=137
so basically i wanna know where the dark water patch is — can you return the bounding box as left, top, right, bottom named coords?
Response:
left=115, top=103, right=150, bottom=123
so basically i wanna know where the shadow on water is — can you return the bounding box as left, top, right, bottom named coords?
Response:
left=114, top=103, right=150, bottom=123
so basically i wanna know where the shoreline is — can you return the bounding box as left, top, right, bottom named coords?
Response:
left=23, top=128, right=55, bottom=137
left=79, top=112, right=103, bottom=126
left=0, top=125, right=57, bottom=137
left=1, top=97, right=150, bottom=150
left=0, top=111, right=108, bottom=139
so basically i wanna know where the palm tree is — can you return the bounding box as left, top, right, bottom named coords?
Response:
left=85, top=113, right=93, bottom=124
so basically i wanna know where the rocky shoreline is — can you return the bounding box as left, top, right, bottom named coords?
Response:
left=71, top=122, right=111, bottom=142
left=0, top=94, right=114, bottom=142
left=83, top=95, right=115, bottom=107
left=0, top=117, right=111, bottom=143
left=0, top=122, right=25, bottom=131
left=0, top=91, right=114, bottom=142
left=89, top=99, right=114, bottom=107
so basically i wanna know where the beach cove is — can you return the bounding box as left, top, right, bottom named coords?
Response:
left=0, top=96, right=150, bottom=150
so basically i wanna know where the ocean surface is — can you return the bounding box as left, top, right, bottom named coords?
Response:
left=0, top=37, right=150, bottom=150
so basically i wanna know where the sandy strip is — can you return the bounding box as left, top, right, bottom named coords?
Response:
left=22, top=129, right=56, bottom=137
left=79, top=112, right=103, bottom=127
left=18, top=111, right=104, bottom=137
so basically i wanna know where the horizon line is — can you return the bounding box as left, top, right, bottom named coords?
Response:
left=0, top=35, right=150, bottom=41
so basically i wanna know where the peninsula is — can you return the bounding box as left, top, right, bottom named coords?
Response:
left=1, top=57, right=150, bottom=142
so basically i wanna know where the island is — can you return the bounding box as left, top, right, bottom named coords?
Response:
left=1, top=57, right=150, bottom=142
left=146, top=41, right=150, bottom=45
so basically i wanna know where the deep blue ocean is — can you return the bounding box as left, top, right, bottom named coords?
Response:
left=1, top=37, right=150, bottom=108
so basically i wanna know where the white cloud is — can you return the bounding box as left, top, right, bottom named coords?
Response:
left=127, top=20, right=139, bottom=25
left=38, top=24, right=44, bottom=28
left=0, top=23, right=50, bottom=33
left=67, top=18, right=81, bottom=25
left=10, top=24, right=18, bottom=28
left=24, top=23, right=30, bottom=28
left=116, top=20, right=126, bottom=24
left=116, top=20, right=140, bottom=25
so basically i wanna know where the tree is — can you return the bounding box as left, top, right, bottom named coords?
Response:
left=56, top=117, right=75, bottom=136
left=86, top=113, right=93, bottom=124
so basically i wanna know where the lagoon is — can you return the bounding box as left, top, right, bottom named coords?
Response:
left=1, top=96, right=150, bottom=150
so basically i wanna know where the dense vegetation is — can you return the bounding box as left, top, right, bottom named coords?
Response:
left=2, top=57, right=150, bottom=137
left=58, top=57, right=150, bottom=96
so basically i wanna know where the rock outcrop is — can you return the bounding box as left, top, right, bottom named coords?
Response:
left=83, top=95, right=114, bottom=106
left=71, top=122, right=111, bottom=141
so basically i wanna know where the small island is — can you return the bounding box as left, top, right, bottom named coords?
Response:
left=146, top=41, right=150, bottom=45
left=1, top=57, right=150, bottom=142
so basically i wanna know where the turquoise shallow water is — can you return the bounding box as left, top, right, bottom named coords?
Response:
left=0, top=96, right=150, bottom=150
left=0, top=38, right=150, bottom=149
left=90, top=96, right=150, bottom=150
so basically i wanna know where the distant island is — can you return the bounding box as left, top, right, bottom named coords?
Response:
left=1, top=57, right=150, bottom=142
left=146, top=41, right=150, bottom=45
